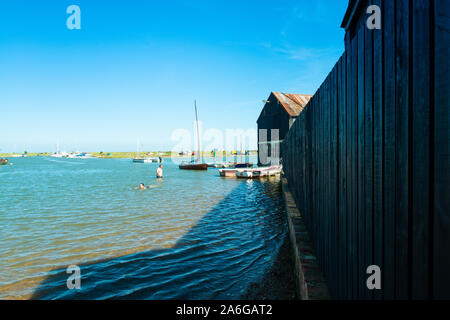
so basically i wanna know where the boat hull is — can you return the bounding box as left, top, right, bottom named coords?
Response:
left=219, top=168, right=240, bottom=177
left=0, top=158, right=8, bottom=166
left=133, top=158, right=159, bottom=163
left=179, top=163, right=208, bottom=170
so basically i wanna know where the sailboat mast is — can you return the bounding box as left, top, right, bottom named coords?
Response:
left=136, top=139, right=139, bottom=159
left=195, top=100, right=201, bottom=163
left=240, top=134, right=243, bottom=163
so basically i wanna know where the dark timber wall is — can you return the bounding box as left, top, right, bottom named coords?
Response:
left=282, top=0, right=449, bottom=299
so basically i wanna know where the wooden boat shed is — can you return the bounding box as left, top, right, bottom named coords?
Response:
left=257, top=92, right=312, bottom=166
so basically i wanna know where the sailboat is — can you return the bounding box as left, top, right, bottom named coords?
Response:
left=50, top=142, right=70, bottom=158
left=179, top=101, right=208, bottom=171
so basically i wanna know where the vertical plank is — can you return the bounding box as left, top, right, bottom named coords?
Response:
left=372, top=0, right=383, bottom=301
left=331, top=63, right=339, bottom=298
left=312, top=95, right=318, bottom=253
left=346, top=34, right=352, bottom=299
left=328, top=74, right=332, bottom=286
left=325, top=75, right=331, bottom=286
left=357, top=24, right=365, bottom=299
left=395, top=0, right=411, bottom=300
left=328, top=71, right=334, bottom=291
left=338, top=54, right=348, bottom=299
left=364, top=8, right=374, bottom=300
left=433, top=0, right=450, bottom=300
left=301, top=110, right=309, bottom=219
left=350, top=30, right=359, bottom=299
left=320, top=84, right=325, bottom=270
left=383, top=0, right=396, bottom=300
left=319, top=84, right=324, bottom=270
left=304, top=106, right=310, bottom=228
left=411, top=0, right=432, bottom=299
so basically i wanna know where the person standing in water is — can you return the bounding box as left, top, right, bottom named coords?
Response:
left=156, top=165, right=163, bottom=178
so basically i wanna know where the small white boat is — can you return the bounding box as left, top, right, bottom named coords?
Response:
left=235, top=166, right=282, bottom=179
left=50, top=152, right=70, bottom=158
left=208, top=162, right=234, bottom=168
left=68, top=153, right=94, bottom=159
left=133, top=157, right=159, bottom=163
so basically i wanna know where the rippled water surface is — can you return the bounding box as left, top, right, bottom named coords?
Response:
left=0, top=157, right=286, bottom=299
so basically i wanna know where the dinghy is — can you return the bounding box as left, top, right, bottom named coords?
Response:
left=235, top=166, right=282, bottom=179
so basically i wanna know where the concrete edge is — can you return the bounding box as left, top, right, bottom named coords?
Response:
left=281, top=176, right=331, bottom=300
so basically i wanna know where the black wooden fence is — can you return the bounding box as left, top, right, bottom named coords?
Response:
left=282, top=0, right=449, bottom=299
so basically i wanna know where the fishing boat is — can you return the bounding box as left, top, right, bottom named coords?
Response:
left=0, top=158, right=8, bottom=165
left=179, top=101, right=208, bottom=171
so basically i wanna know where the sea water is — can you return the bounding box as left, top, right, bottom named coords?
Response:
left=0, top=156, right=286, bottom=299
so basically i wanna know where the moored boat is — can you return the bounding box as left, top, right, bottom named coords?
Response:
left=179, top=163, right=208, bottom=170
left=219, top=168, right=238, bottom=177
left=50, top=152, right=70, bottom=158
left=0, top=158, right=8, bottom=165
left=207, top=162, right=233, bottom=168
left=68, top=152, right=94, bottom=159
left=218, top=168, right=247, bottom=177
left=133, top=157, right=159, bottom=163
left=235, top=166, right=282, bottom=179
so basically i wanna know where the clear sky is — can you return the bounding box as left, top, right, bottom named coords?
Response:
left=0, top=0, right=347, bottom=153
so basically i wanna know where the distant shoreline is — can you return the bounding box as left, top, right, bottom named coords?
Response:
left=0, top=151, right=258, bottom=159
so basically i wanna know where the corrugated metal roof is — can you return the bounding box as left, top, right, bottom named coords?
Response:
left=272, top=92, right=313, bottom=117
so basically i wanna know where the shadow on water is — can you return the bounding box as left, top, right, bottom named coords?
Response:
left=30, top=178, right=296, bottom=300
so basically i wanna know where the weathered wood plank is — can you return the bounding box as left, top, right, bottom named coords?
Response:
left=372, top=0, right=383, bottom=301
left=338, top=53, right=348, bottom=299
left=433, top=0, right=450, bottom=300
left=364, top=10, right=374, bottom=300
left=325, top=74, right=331, bottom=287
left=357, top=24, right=365, bottom=299
left=350, top=30, right=359, bottom=299
left=395, top=0, right=411, bottom=300
left=330, top=64, right=338, bottom=298
left=382, top=0, right=396, bottom=300
left=411, top=0, right=432, bottom=299
left=319, top=83, right=324, bottom=270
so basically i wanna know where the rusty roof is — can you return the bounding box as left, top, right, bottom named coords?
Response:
left=272, top=92, right=312, bottom=117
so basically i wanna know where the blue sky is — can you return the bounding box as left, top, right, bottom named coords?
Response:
left=0, top=0, right=347, bottom=153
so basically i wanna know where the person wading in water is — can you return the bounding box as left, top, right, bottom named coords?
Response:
left=156, top=165, right=163, bottom=178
